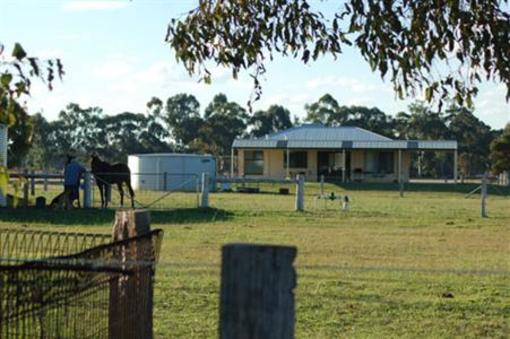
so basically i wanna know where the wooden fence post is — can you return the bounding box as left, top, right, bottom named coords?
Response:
left=43, top=169, right=48, bottom=192
left=481, top=173, right=488, bottom=218
left=200, top=172, right=209, bottom=208
left=295, top=175, right=304, bottom=211
left=30, top=170, right=35, bottom=196
left=23, top=169, right=29, bottom=207
left=83, top=172, right=92, bottom=208
left=219, top=244, right=297, bottom=339
left=110, top=209, right=153, bottom=339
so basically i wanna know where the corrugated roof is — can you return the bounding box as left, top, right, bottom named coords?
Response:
left=232, top=124, right=457, bottom=150
left=266, top=124, right=391, bottom=141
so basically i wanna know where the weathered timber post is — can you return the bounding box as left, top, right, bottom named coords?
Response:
left=320, top=175, right=324, bottom=196
left=219, top=244, right=297, bottom=339
left=399, top=181, right=404, bottom=198
left=200, top=172, right=209, bottom=208
left=481, top=173, right=488, bottom=218
left=23, top=169, right=29, bottom=207
left=30, top=170, right=35, bottom=196
left=110, top=209, right=153, bottom=339
left=43, top=169, right=48, bottom=192
left=295, top=174, right=304, bottom=211
left=83, top=172, right=92, bottom=208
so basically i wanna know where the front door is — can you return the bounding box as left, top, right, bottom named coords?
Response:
left=317, top=151, right=348, bottom=181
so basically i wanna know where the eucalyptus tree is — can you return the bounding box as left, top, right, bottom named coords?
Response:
left=166, top=1, right=510, bottom=109
left=490, top=124, right=510, bottom=174
left=250, top=105, right=293, bottom=137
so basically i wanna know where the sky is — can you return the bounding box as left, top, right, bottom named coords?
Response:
left=1, top=0, right=509, bottom=129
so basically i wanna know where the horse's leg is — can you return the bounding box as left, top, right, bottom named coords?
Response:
left=126, top=179, right=135, bottom=208
left=97, top=182, right=104, bottom=208
left=118, top=182, right=124, bottom=207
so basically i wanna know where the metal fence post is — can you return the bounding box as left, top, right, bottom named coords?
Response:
left=163, top=172, right=168, bottom=191
left=295, top=175, right=304, bottom=211
left=481, top=172, right=488, bottom=218
left=219, top=244, right=297, bottom=339
left=84, top=172, right=92, bottom=208
left=200, top=172, right=209, bottom=208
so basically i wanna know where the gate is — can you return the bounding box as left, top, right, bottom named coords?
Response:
left=0, top=228, right=163, bottom=338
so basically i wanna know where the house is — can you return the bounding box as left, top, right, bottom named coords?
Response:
left=231, top=124, right=458, bottom=183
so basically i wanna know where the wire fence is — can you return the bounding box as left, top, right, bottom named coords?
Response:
left=92, top=172, right=200, bottom=210
left=0, top=228, right=163, bottom=339
left=4, top=172, right=201, bottom=210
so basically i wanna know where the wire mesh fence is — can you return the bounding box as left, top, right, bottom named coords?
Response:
left=4, top=172, right=201, bottom=210
left=0, top=228, right=163, bottom=339
left=95, top=172, right=200, bottom=210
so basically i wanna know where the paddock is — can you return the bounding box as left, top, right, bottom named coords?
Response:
left=0, top=183, right=508, bottom=338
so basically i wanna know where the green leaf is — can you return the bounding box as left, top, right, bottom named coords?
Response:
left=0, top=73, right=12, bottom=87
left=12, top=43, right=27, bottom=61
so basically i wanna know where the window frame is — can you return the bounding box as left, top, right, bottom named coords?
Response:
left=284, top=150, right=308, bottom=169
left=244, top=150, right=264, bottom=175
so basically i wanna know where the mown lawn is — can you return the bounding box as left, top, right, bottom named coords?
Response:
left=1, top=182, right=509, bottom=338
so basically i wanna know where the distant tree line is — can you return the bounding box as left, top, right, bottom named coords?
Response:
left=7, top=92, right=507, bottom=177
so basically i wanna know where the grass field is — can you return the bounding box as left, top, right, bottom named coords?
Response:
left=1, top=182, right=509, bottom=338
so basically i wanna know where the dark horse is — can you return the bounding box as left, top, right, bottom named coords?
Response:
left=90, top=155, right=135, bottom=208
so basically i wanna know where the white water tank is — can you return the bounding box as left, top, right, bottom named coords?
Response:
left=127, top=153, right=216, bottom=192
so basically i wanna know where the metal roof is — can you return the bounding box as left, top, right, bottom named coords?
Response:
left=265, top=124, right=391, bottom=141
left=233, top=124, right=457, bottom=150
left=129, top=153, right=215, bottom=158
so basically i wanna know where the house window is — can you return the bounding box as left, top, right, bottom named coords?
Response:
left=284, top=151, right=308, bottom=169
left=365, top=151, right=394, bottom=174
left=378, top=151, right=394, bottom=174
left=245, top=150, right=264, bottom=175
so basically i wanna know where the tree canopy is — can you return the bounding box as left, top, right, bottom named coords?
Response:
left=166, top=0, right=510, bottom=108
left=490, top=124, right=510, bottom=174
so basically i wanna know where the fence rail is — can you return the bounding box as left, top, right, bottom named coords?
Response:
left=4, top=171, right=200, bottom=210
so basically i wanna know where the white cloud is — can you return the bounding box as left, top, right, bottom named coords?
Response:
left=93, top=59, right=133, bottom=79
left=62, top=1, right=128, bottom=12
left=474, top=84, right=510, bottom=129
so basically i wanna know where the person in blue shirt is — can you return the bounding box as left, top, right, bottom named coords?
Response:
left=64, top=155, right=86, bottom=209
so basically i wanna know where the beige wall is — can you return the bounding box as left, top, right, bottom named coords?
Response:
left=266, top=149, right=318, bottom=181
left=237, top=149, right=318, bottom=181
left=237, top=148, right=411, bottom=182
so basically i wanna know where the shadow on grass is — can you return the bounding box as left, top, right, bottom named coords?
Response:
left=329, top=182, right=510, bottom=196
left=0, top=207, right=233, bottom=226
